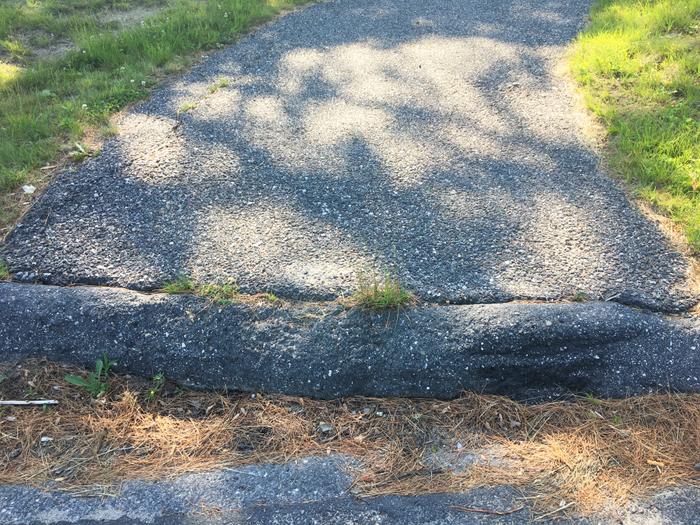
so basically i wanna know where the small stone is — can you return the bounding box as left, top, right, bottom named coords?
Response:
left=22, top=185, right=36, bottom=194
left=694, top=463, right=700, bottom=471
left=40, top=436, right=53, bottom=444
left=318, top=422, right=333, bottom=433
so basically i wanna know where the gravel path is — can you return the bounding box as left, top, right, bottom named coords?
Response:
left=1, top=0, right=696, bottom=311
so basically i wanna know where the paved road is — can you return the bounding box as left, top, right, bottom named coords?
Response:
left=1, top=0, right=696, bottom=312
left=2, top=457, right=699, bottom=524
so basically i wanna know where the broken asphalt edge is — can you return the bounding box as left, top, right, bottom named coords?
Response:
left=1, top=281, right=699, bottom=400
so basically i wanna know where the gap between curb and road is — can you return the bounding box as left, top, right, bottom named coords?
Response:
left=2, top=281, right=699, bottom=400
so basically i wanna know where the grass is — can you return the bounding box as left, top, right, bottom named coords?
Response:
left=162, top=275, right=240, bottom=305
left=177, top=101, right=198, bottom=113
left=161, top=274, right=196, bottom=294
left=570, top=0, right=700, bottom=249
left=197, top=280, right=239, bottom=305
left=208, top=77, right=230, bottom=93
left=0, top=0, right=310, bottom=235
left=0, top=259, right=9, bottom=280
left=351, top=272, right=416, bottom=309
left=1, top=360, right=699, bottom=518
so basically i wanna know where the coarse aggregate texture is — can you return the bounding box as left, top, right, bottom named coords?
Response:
left=2, top=282, right=699, bottom=400
left=1, top=0, right=697, bottom=312
left=1, top=456, right=699, bottom=524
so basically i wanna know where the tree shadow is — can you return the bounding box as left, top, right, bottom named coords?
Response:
left=2, top=0, right=695, bottom=312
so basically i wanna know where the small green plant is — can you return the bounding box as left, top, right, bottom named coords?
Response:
left=198, top=280, right=239, bottom=305
left=64, top=353, right=115, bottom=398
left=585, top=393, right=603, bottom=406
left=67, top=142, right=92, bottom=162
left=571, top=291, right=590, bottom=302
left=162, top=275, right=196, bottom=294
left=262, top=292, right=279, bottom=303
left=147, top=373, right=166, bottom=401
left=0, top=260, right=9, bottom=280
left=208, top=78, right=230, bottom=94
left=178, top=101, right=198, bottom=113
left=352, top=272, right=415, bottom=310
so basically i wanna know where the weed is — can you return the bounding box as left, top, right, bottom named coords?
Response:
left=177, top=101, right=198, bottom=114
left=585, top=393, right=603, bottom=406
left=67, top=142, right=93, bottom=162
left=0, top=260, right=9, bottom=280
left=162, top=275, right=196, bottom=294
left=571, top=291, right=590, bottom=302
left=351, top=272, right=415, bottom=309
left=64, top=353, right=115, bottom=398
left=262, top=292, right=279, bottom=303
left=208, top=78, right=229, bottom=94
left=147, top=373, right=166, bottom=401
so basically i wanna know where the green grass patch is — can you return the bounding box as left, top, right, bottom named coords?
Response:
left=570, top=0, right=700, bottom=249
left=351, top=272, right=415, bottom=310
left=208, top=77, right=230, bottom=93
left=198, top=280, right=239, bottom=305
left=0, top=259, right=9, bottom=280
left=162, top=276, right=240, bottom=305
left=177, top=101, right=198, bottom=113
left=0, top=0, right=310, bottom=231
left=161, top=274, right=196, bottom=294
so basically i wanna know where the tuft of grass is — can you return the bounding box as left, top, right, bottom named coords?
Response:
left=162, top=275, right=196, bottom=294
left=0, top=0, right=312, bottom=231
left=147, top=373, right=166, bottom=402
left=177, top=101, right=198, bottom=113
left=198, top=280, right=239, bottom=305
left=208, top=77, right=230, bottom=94
left=262, top=292, right=279, bottom=303
left=571, top=291, right=591, bottom=302
left=0, top=260, right=9, bottom=280
left=162, top=275, right=239, bottom=305
left=570, top=0, right=700, bottom=250
left=351, top=272, right=415, bottom=309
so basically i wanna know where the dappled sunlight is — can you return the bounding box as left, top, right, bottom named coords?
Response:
left=236, top=36, right=528, bottom=187
left=3, top=0, right=694, bottom=310
left=189, top=206, right=373, bottom=296
left=494, top=194, right=610, bottom=299
left=196, top=84, right=242, bottom=121
left=0, top=62, right=23, bottom=88
left=116, top=113, right=188, bottom=182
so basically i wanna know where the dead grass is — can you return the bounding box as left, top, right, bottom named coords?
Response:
left=1, top=360, right=698, bottom=519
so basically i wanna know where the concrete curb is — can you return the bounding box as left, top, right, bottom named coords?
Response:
left=1, top=282, right=699, bottom=399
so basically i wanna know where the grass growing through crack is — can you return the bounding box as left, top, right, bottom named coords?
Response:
left=0, top=0, right=311, bottom=233
left=2, top=360, right=699, bottom=518
left=197, top=281, right=239, bottom=305
left=0, top=259, right=9, bottom=280
left=570, top=0, right=700, bottom=249
left=162, top=276, right=239, bottom=305
left=351, top=272, right=415, bottom=309
left=161, top=275, right=196, bottom=294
